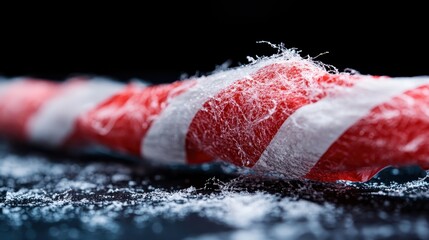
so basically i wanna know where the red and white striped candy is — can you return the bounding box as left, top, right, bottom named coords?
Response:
left=1, top=55, right=429, bottom=182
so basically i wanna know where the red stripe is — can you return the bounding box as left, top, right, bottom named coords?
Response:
left=185, top=62, right=356, bottom=166
left=0, top=80, right=60, bottom=139
left=0, top=79, right=88, bottom=141
left=73, top=81, right=195, bottom=155
left=306, top=85, right=429, bottom=182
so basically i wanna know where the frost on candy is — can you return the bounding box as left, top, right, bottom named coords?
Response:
left=1, top=49, right=429, bottom=182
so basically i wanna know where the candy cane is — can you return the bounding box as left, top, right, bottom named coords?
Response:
left=1, top=52, right=429, bottom=182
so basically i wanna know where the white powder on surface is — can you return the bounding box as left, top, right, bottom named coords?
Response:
left=0, top=155, right=65, bottom=178
left=1, top=148, right=429, bottom=240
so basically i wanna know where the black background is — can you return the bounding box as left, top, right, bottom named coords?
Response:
left=0, top=1, right=427, bottom=83
left=1, top=3, right=429, bottom=239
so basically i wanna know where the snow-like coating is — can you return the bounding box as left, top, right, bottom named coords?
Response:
left=1, top=143, right=429, bottom=239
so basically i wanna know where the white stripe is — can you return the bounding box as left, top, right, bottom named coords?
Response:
left=28, top=78, right=124, bottom=146
left=142, top=74, right=244, bottom=163
left=254, top=77, right=429, bottom=178
left=141, top=59, right=288, bottom=164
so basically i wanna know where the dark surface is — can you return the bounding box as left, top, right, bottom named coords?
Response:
left=1, top=2, right=429, bottom=240
left=1, top=142, right=429, bottom=240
